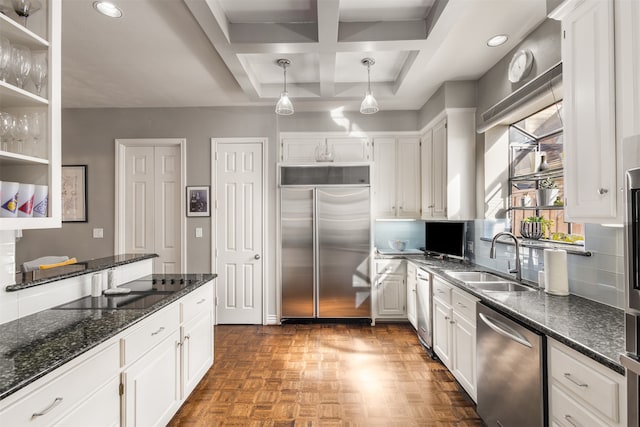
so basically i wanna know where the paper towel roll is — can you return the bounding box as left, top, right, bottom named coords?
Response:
left=544, top=248, right=569, bottom=296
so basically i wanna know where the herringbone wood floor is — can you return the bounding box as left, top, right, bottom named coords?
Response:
left=168, top=323, right=483, bottom=427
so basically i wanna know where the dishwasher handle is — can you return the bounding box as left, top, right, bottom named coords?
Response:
left=479, top=312, right=533, bottom=348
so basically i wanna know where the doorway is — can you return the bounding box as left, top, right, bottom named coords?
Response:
left=212, top=138, right=266, bottom=324
left=115, top=138, right=186, bottom=273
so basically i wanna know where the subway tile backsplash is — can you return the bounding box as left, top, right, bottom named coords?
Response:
left=469, top=220, right=625, bottom=309
left=374, top=220, right=426, bottom=251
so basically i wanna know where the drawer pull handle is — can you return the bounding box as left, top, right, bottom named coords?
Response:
left=457, top=302, right=466, bottom=308
left=184, top=334, right=191, bottom=341
left=177, top=340, right=182, bottom=348
left=444, top=316, right=450, bottom=320
left=449, top=320, right=455, bottom=324
left=151, top=326, right=165, bottom=336
left=564, top=414, right=581, bottom=427
left=32, top=397, right=63, bottom=418
left=564, top=373, right=588, bottom=388
left=196, top=298, right=206, bottom=305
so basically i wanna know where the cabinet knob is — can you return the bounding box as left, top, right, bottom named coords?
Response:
left=597, top=188, right=608, bottom=195
left=254, top=254, right=261, bottom=260
left=444, top=316, right=450, bottom=320
left=428, top=205, right=435, bottom=208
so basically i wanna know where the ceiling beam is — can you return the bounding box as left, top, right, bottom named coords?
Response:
left=317, top=0, right=339, bottom=97
left=338, top=21, right=427, bottom=42
left=229, top=23, right=318, bottom=44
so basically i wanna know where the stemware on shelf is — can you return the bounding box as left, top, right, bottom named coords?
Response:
left=28, top=111, right=43, bottom=157
left=0, top=36, right=10, bottom=82
left=30, top=51, right=46, bottom=95
left=11, top=113, right=29, bottom=154
left=11, top=44, right=31, bottom=89
left=11, top=0, right=41, bottom=27
left=0, top=112, right=12, bottom=152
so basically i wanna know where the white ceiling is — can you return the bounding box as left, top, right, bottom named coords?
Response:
left=61, top=0, right=548, bottom=111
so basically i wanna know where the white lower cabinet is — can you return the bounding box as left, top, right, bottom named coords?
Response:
left=123, top=329, right=182, bottom=427
left=182, top=309, right=214, bottom=399
left=432, top=276, right=478, bottom=401
left=406, top=262, right=418, bottom=329
left=53, top=377, right=120, bottom=427
left=548, top=338, right=626, bottom=427
left=373, top=260, right=407, bottom=322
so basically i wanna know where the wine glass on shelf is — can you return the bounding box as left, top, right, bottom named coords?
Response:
left=11, top=44, right=31, bottom=89
left=11, top=113, right=28, bottom=154
left=0, top=112, right=12, bottom=152
left=11, top=0, right=41, bottom=27
left=30, top=51, right=46, bottom=96
left=28, top=111, right=43, bottom=157
left=0, top=36, right=10, bottom=82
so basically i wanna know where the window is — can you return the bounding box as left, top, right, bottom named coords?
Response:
left=508, top=102, right=584, bottom=244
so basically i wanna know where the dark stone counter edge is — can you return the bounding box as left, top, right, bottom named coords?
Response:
left=0, top=274, right=217, bottom=401
left=5, top=253, right=159, bottom=292
left=402, top=258, right=626, bottom=376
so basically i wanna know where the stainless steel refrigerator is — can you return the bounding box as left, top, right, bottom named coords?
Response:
left=280, top=165, right=371, bottom=319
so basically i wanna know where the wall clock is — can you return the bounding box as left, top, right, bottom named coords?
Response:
left=508, top=49, right=534, bottom=83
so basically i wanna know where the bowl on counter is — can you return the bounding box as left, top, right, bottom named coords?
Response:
left=388, top=239, right=409, bottom=251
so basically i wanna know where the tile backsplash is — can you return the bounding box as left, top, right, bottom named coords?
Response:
left=374, top=220, right=426, bottom=251
left=468, top=220, right=625, bottom=309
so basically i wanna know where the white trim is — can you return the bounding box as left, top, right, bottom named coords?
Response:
left=418, top=107, right=476, bottom=135
left=265, top=314, right=279, bottom=325
left=279, top=131, right=421, bottom=139
left=211, top=137, right=269, bottom=325
left=114, top=138, right=187, bottom=271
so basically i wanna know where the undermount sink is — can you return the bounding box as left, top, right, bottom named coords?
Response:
left=444, top=270, right=536, bottom=293
left=444, top=271, right=506, bottom=283
left=465, top=281, right=536, bottom=292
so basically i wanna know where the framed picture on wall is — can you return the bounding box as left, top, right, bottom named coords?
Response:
left=62, top=165, right=87, bottom=222
left=187, top=186, right=210, bottom=217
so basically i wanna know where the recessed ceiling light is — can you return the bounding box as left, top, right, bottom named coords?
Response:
left=487, top=34, right=508, bottom=47
left=93, top=1, right=122, bottom=18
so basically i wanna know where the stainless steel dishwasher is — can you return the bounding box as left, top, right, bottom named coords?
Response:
left=416, top=267, right=433, bottom=353
left=476, top=303, right=545, bottom=427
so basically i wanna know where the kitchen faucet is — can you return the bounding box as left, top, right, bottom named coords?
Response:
left=489, top=232, right=521, bottom=282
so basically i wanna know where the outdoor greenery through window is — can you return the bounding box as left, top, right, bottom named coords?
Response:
left=509, top=101, right=584, bottom=245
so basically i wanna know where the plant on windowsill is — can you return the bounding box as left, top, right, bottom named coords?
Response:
left=520, top=216, right=554, bottom=240
left=537, top=177, right=559, bottom=206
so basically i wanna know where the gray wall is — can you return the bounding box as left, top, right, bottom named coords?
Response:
left=417, top=81, right=477, bottom=129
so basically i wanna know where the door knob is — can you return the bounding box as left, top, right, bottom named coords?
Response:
left=254, top=254, right=261, bottom=260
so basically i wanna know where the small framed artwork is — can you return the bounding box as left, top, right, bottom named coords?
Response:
left=62, top=165, right=87, bottom=222
left=187, top=186, right=210, bottom=217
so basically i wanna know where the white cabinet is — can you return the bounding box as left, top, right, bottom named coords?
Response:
left=373, top=136, right=421, bottom=219
left=373, top=260, right=406, bottom=321
left=279, top=135, right=371, bottom=163
left=406, top=261, right=418, bottom=329
left=0, top=0, right=61, bottom=230
left=421, top=110, right=475, bottom=220
left=552, top=0, right=617, bottom=223
left=432, top=276, right=478, bottom=401
left=547, top=338, right=626, bottom=427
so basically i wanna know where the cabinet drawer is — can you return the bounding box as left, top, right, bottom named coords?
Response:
left=550, top=384, right=609, bottom=427
left=452, top=289, right=477, bottom=323
left=375, top=260, right=405, bottom=274
left=549, top=341, right=620, bottom=423
left=121, top=303, right=180, bottom=366
left=181, top=281, right=214, bottom=323
left=0, top=343, right=119, bottom=427
left=433, top=278, right=452, bottom=304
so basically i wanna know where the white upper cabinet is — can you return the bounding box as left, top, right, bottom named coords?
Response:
left=372, top=136, right=421, bottom=219
left=279, top=134, right=371, bottom=163
left=421, top=110, right=475, bottom=220
left=0, top=0, right=61, bottom=230
left=552, top=0, right=617, bottom=223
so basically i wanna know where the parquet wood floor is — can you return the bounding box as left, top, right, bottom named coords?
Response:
left=168, top=323, right=483, bottom=427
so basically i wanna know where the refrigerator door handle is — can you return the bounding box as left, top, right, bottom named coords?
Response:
left=313, top=188, right=319, bottom=318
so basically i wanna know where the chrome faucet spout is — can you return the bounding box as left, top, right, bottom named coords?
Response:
left=489, top=232, right=522, bottom=282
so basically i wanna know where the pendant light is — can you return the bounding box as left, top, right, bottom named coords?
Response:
left=275, top=58, right=294, bottom=115
left=360, top=58, right=379, bottom=114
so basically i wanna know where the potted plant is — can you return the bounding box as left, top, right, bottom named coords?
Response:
left=536, top=177, right=559, bottom=206
left=520, top=216, right=554, bottom=239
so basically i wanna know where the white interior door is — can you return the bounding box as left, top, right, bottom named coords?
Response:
left=117, top=139, right=185, bottom=273
left=214, top=139, right=264, bottom=324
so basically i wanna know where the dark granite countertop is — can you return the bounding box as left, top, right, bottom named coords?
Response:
left=0, top=273, right=216, bottom=400
left=5, top=253, right=159, bottom=292
left=393, top=255, right=625, bottom=375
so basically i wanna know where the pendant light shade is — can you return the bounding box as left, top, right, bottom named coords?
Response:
left=275, top=59, right=294, bottom=115
left=360, top=58, right=379, bottom=114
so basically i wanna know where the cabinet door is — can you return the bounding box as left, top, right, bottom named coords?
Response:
left=562, top=0, right=617, bottom=222
left=396, top=137, right=422, bottom=218
left=421, top=129, right=434, bottom=218
left=433, top=298, right=452, bottom=370
left=373, top=138, right=398, bottom=218
left=280, top=138, right=323, bottom=163
left=431, top=119, right=447, bottom=219
left=406, top=264, right=417, bottom=329
left=53, top=377, right=120, bottom=427
left=376, top=276, right=406, bottom=317
left=182, top=310, right=214, bottom=400
left=452, top=312, right=477, bottom=402
left=124, top=329, right=181, bottom=427
left=327, top=137, right=371, bottom=162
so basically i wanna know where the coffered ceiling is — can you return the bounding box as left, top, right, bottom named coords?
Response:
left=61, top=0, right=548, bottom=110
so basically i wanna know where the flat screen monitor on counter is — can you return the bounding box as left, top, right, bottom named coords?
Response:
left=424, top=221, right=466, bottom=260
